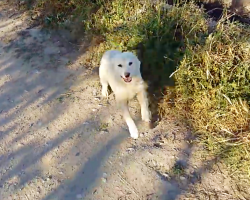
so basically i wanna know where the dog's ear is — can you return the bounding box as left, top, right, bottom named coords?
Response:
left=136, top=57, right=141, bottom=67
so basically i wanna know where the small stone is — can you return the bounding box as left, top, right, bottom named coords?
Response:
left=92, top=89, right=97, bottom=96
left=100, top=130, right=108, bottom=134
left=153, top=143, right=162, bottom=148
left=37, top=121, right=42, bottom=126
left=75, top=152, right=80, bottom=156
left=103, top=173, right=107, bottom=178
left=152, top=160, right=157, bottom=166
left=92, top=108, right=97, bottom=112
left=180, top=176, right=186, bottom=181
left=94, top=97, right=100, bottom=101
left=76, top=194, right=83, bottom=199
left=101, top=177, right=107, bottom=183
left=163, top=173, right=170, bottom=179
left=126, top=147, right=135, bottom=152
left=33, top=69, right=40, bottom=74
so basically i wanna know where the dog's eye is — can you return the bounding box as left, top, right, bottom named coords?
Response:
left=118, top=64, right=122, bottom=67
left=129, top=62, right=133, bottom=66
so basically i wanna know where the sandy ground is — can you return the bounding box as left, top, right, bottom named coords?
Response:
left=0, top=2, right=250, bottom=200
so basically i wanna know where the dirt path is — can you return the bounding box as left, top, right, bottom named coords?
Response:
left=0, top=2, right=249, bottom=200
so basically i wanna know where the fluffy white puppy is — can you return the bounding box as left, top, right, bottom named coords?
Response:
left=99, top=50, right=151, bottom=139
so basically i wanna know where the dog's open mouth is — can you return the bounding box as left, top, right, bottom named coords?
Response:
left=121, top=76, right=132, bottom=83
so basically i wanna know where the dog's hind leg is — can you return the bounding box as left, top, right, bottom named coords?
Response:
left=137, top=89, right=151, bottom=122
left=119, top=100, right=139, bottom=139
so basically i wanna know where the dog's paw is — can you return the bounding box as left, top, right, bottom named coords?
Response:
left=142, top=117, right=151, bottom=122
left=129, top=126, right=139, bottom=139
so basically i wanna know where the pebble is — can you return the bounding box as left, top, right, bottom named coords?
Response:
left=100, top=130, right=108, bottom=134
left=76, top=194, right=83, bottom=199
left=141, top=132, right=149, bottom=137
left=101, top=177, right=107, bottom=183
left=92, top=89, right=97, bottom=96
left=32, top=69, right=41, bottom=74
left=37, top=121, right=42, bottom=126
left=92, top=108, right=97, bottom=112
left=75, top=152, right=80, bottom=156
left=163, top=173, right=170, bottom=179
left=126, top=147, right=135, bottom=152
left=180, top=176, right=186, bottom=181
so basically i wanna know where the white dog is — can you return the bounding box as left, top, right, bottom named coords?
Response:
left=99, top=50, right=151, bottom=139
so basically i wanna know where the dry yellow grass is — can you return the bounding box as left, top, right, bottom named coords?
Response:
left=160, top=14, right=250, bottom=176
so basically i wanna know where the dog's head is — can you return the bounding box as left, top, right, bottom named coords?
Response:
left=112, top=52, right=141, bottom=83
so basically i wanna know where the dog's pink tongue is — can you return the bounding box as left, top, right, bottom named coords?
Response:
left=126, top=77, right=132, bottom=82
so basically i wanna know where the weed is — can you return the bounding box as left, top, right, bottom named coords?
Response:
left=57, top=96, right=64, bottom=103
left=99, top=122, right=109, bottom=131
left=171, top=160, right=186, bottom=175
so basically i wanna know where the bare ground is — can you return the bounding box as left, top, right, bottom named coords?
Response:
left=0, top=2, right=249, bottom=200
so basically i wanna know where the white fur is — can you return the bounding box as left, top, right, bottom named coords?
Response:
left=99, top=50, right=151, bottom=139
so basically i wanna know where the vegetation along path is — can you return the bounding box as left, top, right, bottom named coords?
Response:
left=0, top=0, right=250, bottom=199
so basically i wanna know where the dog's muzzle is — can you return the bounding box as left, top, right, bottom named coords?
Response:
left=121, top=72, right=132, bottom=82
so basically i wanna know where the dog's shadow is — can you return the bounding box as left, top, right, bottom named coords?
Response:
left=134, top=37, right=184, bottom=128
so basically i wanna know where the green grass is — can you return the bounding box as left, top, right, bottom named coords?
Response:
left=15, top=0, right=250, bottom=179
left=169, top=19, right=250, bottom=177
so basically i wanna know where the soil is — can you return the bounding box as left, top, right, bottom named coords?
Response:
left=0, top=1, right=250, bottom=200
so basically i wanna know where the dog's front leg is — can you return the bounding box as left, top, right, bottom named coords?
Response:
left=137, top=89, right=151, bottom=122
left=119, top=100, right=139, bottom=139
left=100, top=78, right=109, bottom=97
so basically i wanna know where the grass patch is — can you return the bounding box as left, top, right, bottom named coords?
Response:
left=84, top=0, right=250, bottom=178
left=160, top=12, right=250, bottom=176
left=12, top=0, right=250, bottom=178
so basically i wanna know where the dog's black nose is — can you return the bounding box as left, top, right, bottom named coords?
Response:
left=124, top=72, right=130, bottom=78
